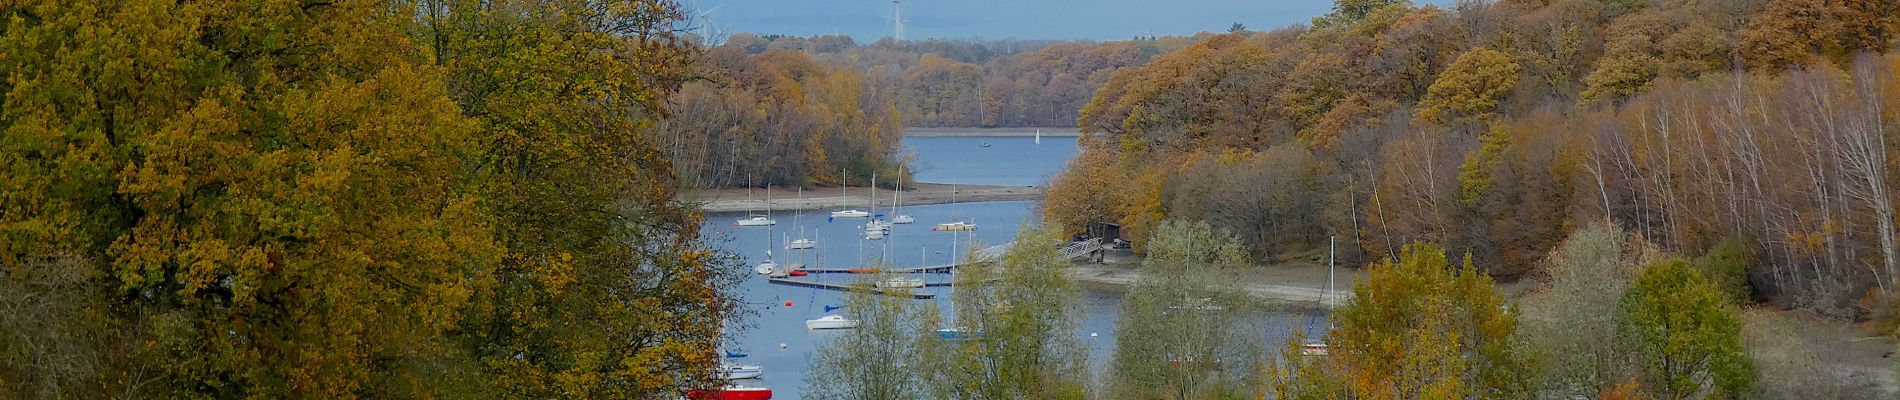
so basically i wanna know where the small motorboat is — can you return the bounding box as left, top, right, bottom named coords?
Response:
left=685, top=385, right=773, bottom=400
left=787, top=238, right=816, bottom=250
left=1300, top=340, right=1329, bottom=356
left=874, top=277, right=924, bottom=289
left=891, top=215, right=915, bottom=224
left=720, top=364, right=764, bottom=380
left=787, top=270, right=809, bottom=277
left=724, top=350, right=748, bottom=359
left=805, top=314, right=860, bottom=330
left=830, top=209, right=869, bottom=218
left=733, top=215, right=776, bottom=227
left=933, top=222, right=977, bottom=232
left=935, top=327, right=982, bottom=340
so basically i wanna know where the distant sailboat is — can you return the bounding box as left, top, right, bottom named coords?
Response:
left=830, top=169, right=870, bottom=218
left=734, top=185, right=776, bottom=226
left=1035, top=128, right=1041, bottom=144
left=789, top=187, right=816, bottom=250
left=891, top=182, right=914, bottom=224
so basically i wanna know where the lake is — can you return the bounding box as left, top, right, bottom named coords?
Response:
left=702, top=135, right=1322, bottom=399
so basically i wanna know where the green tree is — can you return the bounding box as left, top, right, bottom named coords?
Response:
left=1621, top=259, right=1754, bottom=398
left=924, top=226, right=1089, bottom=400
left=420, top=0, right=744, bottom=397
left=1519, top=224, right=1643, bottom=397
left=1107, top=220, right=1268, bottom=400
left=808, top=278, right=936, bottom=400
left=1321, top=243, right=1531, bottom=399
left=1417, top=48, right=1522, bottom=124
left=1692, top=238, right=1754, bottom=305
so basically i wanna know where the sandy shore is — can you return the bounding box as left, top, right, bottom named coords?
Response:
left=1069, top=250, right=1360, bottom=310
left=905, top=127, right=1083, bottom=137
left=690, top=183, right=1044, bottom=213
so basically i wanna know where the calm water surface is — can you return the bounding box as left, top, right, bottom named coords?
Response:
left=905, top=135, right=1079, bottom=186
left=706, top=135, right=1322, bottom=399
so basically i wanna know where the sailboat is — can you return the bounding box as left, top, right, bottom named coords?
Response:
left=753, top=250, right=777, bottom=275
left=865, top=172, right=892, bottom=237
left=734, top=185, right=777, bottom=226
left=1035, top=128, right=1041, bottom=145
left=933, top=184, right=977, bottom=232
left=891, top=178, right=914, bottom=224
left=830, top=171, right=870, bottom=218
left=788, top=188, right=816, bottom=250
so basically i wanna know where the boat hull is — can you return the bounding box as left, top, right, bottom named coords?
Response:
left=734, top=218, right=776, bottom=226
left=685, top=386, right=772, bottom=400
left=720, top=365, right=764, bottom=380
left=805, top=315, right=860, bottom=330
left=830, top=210, right=869, bottom=218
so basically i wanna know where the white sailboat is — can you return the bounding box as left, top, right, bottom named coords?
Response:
left=788, top=188, right=817, bottom=250
left=831, top=168, right=870, bottom=218
left=934, top=184, right=977, bottom=232
left=891, top=178, right=914, bottom=224
left=805, top=314, right=860, bottom=330
left=754, top=250, right=777, bottom=275
left=719, top=363, right=764, bottom=380
left=733, top=185, right=776, bottom=226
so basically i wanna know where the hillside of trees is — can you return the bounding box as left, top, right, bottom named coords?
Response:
left=656, top=46, right=909, bottom=188
left=1044, top=0, right=1900, bottom=320
left=1, top=1, right=740, bottom=397
left=723, top=33, right=1165, bottom=128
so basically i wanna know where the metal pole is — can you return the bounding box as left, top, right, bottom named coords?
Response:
left=1327, top=235, right=1336, bottom=307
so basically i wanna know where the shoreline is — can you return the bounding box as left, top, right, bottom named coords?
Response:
left=1068, top=251, right=1355, bottom=311
left=689, top=182, right=1043, bottom=213
left=905, top=127, right=1083, bottom=137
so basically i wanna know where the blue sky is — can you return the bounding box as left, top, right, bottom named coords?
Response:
left=690, top=0, right=1455, bottom=42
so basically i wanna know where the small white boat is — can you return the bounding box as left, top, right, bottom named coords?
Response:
left=754, top=251, right=777, bottom=275
left=866, top=220, right=892, bottom=232
left=1300, top=340, right=1329, bottom=356
left=788, top=238, right=815, bottom=250
left=830, top=209, right=869, bottom=218
left=865, top=230, right=885, bottom=240
left=891, top=215, right=915, bottom=224
left=933, top=221, right=976, bottom=232
left=720, top=364, right=764, bottom=380
left=734, top=215, right=776, bottom=226
left=805, top=314, right=860, bottom=330
left=874, top=277, right=924, bottom=289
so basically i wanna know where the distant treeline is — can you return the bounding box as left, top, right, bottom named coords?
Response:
left=657, top=47, right=909, bottom=189
left=1044, top=0, right=1900, bottom=319
left=721, top=33, right=1171, bottom=128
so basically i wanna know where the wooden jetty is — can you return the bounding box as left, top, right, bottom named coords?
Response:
left=765, top=238, right=1107, bottom=299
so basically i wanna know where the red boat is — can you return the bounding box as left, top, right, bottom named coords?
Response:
left=788, top=270, right=808, bottom=277
left=685, top=385, right=772, bottom=400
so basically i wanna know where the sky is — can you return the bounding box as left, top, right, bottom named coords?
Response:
left=690, top=0, right=1455, bottom=42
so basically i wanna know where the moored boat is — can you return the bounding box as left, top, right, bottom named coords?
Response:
left=933, top=221, right=977, bottom=232
left=685, top=385, right=772, bottom=400
left=788, top=238, right=816, bottom=250
left=805, top=314, right=860, bottom=330
left=874, top=277, right=924, bottom=289
left=734, top=215, right=776, bottom=226
left=719, top=364, right=764, bottom=380
left=830, top=209, right=869, bottom=218
left=934, top=327, right=982, bottom=340
left=1300, top=340, right=1329, bottom=356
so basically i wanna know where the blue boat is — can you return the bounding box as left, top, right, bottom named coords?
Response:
left=934, top=327, right=982, bottom=340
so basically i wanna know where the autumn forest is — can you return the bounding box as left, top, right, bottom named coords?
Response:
left=6, top=0, right=1900, bottom=399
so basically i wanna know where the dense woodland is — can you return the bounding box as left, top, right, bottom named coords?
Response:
left=656, top=46, right=909, bottom=188
left=1044, top=0, right=1900, bottom=321
left=722, top=33, right=1163, bottom=128
left=1, top=0, right=740, bottom=397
